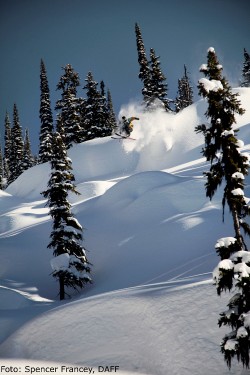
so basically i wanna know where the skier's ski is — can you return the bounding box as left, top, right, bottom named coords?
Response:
left=111, top=133, right=136, bottom=140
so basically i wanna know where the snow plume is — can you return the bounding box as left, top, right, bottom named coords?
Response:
left=118, top=101, right=175, bottom=170
left=118, top=100, right=205, bottom=171
left=119, top=101, right=174, bottom=149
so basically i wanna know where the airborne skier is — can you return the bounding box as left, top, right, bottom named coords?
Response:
left=119, top=116, right=139, bottom=137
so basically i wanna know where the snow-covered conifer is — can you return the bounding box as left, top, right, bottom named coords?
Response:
left=8, top=104, right=24, bottom=185
left=3, top=112, right=11, bottom=184
left=240, top=48, right=250, bottom=87
left=38, top=59, right=54, bottom=163
left=55, top=64, right=82, bottom=148
left=149, top=48, right=172, bottom=112
left=135, top=23, right=152, bottom=107
left=82, top=72, right=107, bottom=140
left=99, top=80, right=111, bottom=136
left=0, top=142, right=4, bottom=190
left=42, top=132, right=91, bottom=300
left=23, top=129, right=34, bottom=171
left=175, top=65, right=193, bottom=112
left=196, top=47, right=250, bottom=369
left=107, top=89, right=117, bottom=132
left=99, top=81, right=116, bottom=136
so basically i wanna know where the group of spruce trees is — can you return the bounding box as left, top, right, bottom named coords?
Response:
left=0, top=106, right=34, bottom=189
left=135, top=23, right=194, bottom=112
left=0, top=61, right=117, bottom=189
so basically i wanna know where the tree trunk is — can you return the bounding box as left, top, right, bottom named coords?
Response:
left=59, top=275, right=65, bottom=300
left=231, top=202, right=244, bottom=249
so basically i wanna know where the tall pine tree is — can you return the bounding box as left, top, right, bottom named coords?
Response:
left=107, top=89, right=117, bottom=132
left=23, top=129, right=34, bottom=171
left=135, top=23, right=152, bottom=107
left=8, top=104, right=24, bottom=185
left=240, top=48, right=250, bottom=87
left=56, top=64, right=82, bottom=148
left=149, top=48, right=172, bottom=111
left=82, top=72, right=107, bottom=140
left=3, top=112, right=11, bottom=184
left=175, top=65, right=193, bottom=112
left=42, top=132, right=91, bottom=300
left=0, top=141, right=4, bottom=190
left=99, top=81, right=115, bottom=136
left=38, top=59, right=54, bottom=163
left=196, top=47, right=250, bottom=369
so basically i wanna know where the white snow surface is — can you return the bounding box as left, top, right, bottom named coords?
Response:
left=1, top=89, right=250, bottom=374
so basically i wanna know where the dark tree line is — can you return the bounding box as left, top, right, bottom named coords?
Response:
left=241, top=48, right=250, bottom=88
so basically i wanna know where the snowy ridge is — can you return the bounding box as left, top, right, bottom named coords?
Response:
left=0, top=89, right=250, bottom=374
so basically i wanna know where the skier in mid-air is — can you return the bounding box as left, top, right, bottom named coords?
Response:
left=118, top=116, right=139, bottom=137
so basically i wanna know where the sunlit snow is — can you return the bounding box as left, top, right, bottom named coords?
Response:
left=0, top=88, right=250, bottom=374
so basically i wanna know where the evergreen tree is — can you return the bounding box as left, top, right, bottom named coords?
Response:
left=196, top=47, right=250, bottom=369
left=3, top=112, right=11, bottom=183
left=99, top=81, right=115, bottom=136
left=42, top=132, right=91, bottom=300
left=55, top=64, right=82, bottom=148
left=38, top=59, right=54, bottom=163
left=175, top=65, right=193, bottom=112
left=8, top=104, right=24, bottom=184
left=82, top=72, right=107, bottom=140
left=149, top=48, right=172, bottom=111
left=99, top=80, right=109, bottom=136
left=23, top=129, right=34, bottom=171
left=0, top=141, right=4, bottom=190
left=240, top=48, right=250, bottom=87
left=107, top=89, right=117, bottom=132
left=135, top=23, right=152, bottom=106
left=55, top=112, right=65, bottom=141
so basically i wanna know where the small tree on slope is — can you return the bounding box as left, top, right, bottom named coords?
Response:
left=149, top=48, right=172, bottom=112
left=42, top=132, right=91, bottom=300
left=3, top=112, right=11, bottom=185
left=196, top=47, right=250, bottom=369
left=38, top=59, right=54, bottom=163
left=0, top=142, right=4, bottom=190
left=240, top=48, right=250, bottom=88
left=8, top=104, right=24, bottom=185
left=23, top=128, right=34, bottom=170
left=55, top=64, right=82, bottom=148
left=175, top=65, right=193, bottom=112
left=82, top=72, right=107, bottom=140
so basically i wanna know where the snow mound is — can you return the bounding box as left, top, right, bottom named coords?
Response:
left=0, top=280, right=244, bottom=375
left=95, top=170, right=207, bottom=217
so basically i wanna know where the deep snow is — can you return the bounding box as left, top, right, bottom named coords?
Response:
left=1, top=88, right=250, bottom=374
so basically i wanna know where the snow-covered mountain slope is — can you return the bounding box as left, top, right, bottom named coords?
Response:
left=1, top=88, right=250, bottom=374
left=0, top=279, right=246, bottom=375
